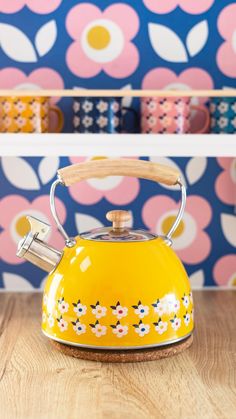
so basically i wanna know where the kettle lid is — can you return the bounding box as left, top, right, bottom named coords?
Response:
left=80, top=210, right=157, bottom=242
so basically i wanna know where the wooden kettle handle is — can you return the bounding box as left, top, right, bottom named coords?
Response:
left=57, top=159, right=180, bottom=187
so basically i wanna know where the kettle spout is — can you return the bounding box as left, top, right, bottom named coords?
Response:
left=16, top=216, right=62, bottom=273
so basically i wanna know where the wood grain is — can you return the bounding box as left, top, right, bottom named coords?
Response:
left=0, top=89, right=236, bottom=98
left=58, top=159, right=180, bottom=187
left=0, top=292, right=235, bottom=419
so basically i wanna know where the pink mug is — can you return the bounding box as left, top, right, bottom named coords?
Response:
left=141, top=97, right=210, bottom=134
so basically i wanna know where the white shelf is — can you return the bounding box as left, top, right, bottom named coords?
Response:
left=0, top=134, right=235, bottom=156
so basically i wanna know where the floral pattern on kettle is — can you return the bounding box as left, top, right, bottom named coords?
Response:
left=42, top=293, right=194, bottom=339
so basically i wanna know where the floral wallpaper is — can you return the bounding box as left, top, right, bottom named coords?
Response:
left=0, top=1, right=236, bottom=131
left=0, top=156, right=235, bottom=290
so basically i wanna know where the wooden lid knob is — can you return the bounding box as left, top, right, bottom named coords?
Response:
left=106, top=210, right=131, bottom=230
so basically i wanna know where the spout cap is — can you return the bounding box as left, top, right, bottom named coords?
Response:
left=17, top=216, right=51, bottom=258
left=16, top=215, right=62, bottom=272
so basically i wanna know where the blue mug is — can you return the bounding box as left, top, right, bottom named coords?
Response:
left=73, top=97, right=137, bottom=133
left=210, top=97, right=236, bottom=134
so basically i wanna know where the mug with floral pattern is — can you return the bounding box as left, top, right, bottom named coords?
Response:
left=73, top=97, right=137, bottom=133
left=141, top=97, right=210, bottom=134
left=210, top=97, right=236, bottom=134
left=0, top=96, right=64, bottom=133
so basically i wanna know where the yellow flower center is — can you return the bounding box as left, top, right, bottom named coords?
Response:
left=15, top=216, right=30, bottom=237
left=91, top=156, right=107, bottom=161
left=231, top=276, right=236, bottom=286
left=162, top=216, right=184, bottom=238
left=87, top=26, right=110, bottom=50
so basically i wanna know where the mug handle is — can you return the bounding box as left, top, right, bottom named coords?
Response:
left=49, top=105, right=64, bottom=133
left=190, top=105, right=210, bottom=134
left=122, top=106, right=139, bottom=133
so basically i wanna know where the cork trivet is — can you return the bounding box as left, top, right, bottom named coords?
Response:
left=51, top=334, right=193, bottom=363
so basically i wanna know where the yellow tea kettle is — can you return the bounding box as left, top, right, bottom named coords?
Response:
left=17, top=159, right=194, bottom=349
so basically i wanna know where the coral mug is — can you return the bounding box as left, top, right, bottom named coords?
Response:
left=141, top=97, right=210, bottom=134
left=0, top=96, right=64, bottom=133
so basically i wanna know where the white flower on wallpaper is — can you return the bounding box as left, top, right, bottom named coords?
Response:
left=148, top=21, right=208, bottom=63
left=1, top=157, right=40, bottom=190
left=186, top=21, right=209, bottom=58
left=75, top=213, right=104, bottom=234
left=1, top=157, right=59, bottom=190
left=149, top=23, right=188, bottom=63
left=221, top=214, right=236, bottom=248
left=0, top=21, right=57, bottom=62
left=0, top=23, right=37, bottom=62
left=151, top=157, right=208, bottom=188
left=186, top=157, right=207, bottom=185
left=149, top=157, right=186, bottom=190
left=189, top=270, right=205, bottom=288
left=38, top=157, right=60, bottom=185
left=35, top=21, right=57, bottom=58
left=2, top=272, right=34, bottom=291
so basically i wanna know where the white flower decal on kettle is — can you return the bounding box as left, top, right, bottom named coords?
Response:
left=152, top=298, right=166, bottom=316
left=132, top=300, right=149, bottom=318
left=153, top=294, right=180, bottom=316
left=181, top=294, right=190, bottom=308
left=90, top=301, right=107, bottom=319
left=110, top=321, right=128, bottom=338
left=111, top=302, right=128, bottom=319
left=90, top=320, right=107, bottom=337
left=164, top=294, right=180, bottom=314
left=57, top=316, right=68, bottom=332
left=170, top=315, right=181, bottom=331
left=183, top=312, right=191, bottom=326
left=72, top=319, right=86, bottom=335
left=58, top=297, right=69, bottom=314
left=72, top=300, right=87, bottom=317
left=153, top=318, right=168, bottom=335
left=133, top=320, right=150, bottom=337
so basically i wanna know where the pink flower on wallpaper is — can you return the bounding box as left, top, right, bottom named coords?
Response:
left=213, top=255, right=236, bottom=286
left=68, top=157, right=140, bottom=205
left=0, top=0, right=62, bottom=14
left=217, top=4, right=236, bottom=77
left=142, top=195, right=212, bottom=264
left=215, top=158, right=236, bottom=206
left=143, top=0, right=214, bottom=14
left=66, top=3, right=139, bottom=79
left=0, top=68, right=64, bottom=104
left=0, top=195, right=66, bottom=265
left=142, top=68, right=214, bottom=103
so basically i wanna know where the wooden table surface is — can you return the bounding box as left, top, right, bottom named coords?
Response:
left=0, top=291, right=235, bottom=419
